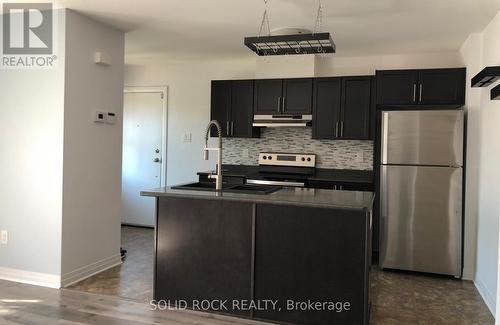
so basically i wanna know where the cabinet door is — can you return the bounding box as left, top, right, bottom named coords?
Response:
left=282, top=78, right=313, bottom=114
left=156, top=197, right=253, bottom=316
left=254, top=204, right=369, bottom=325
left=254, top=79, right=283, bottom=115
left=312, top=78, right=342, bottom=139
left=231, top=80, right=259, bottom=138
left=210, top=80, right=231, bottom=137
left=340, top=77, right=372, bottom=140
left=418, top=68, right=466, bottom=105
left=376, top=70, right=419, bottom=105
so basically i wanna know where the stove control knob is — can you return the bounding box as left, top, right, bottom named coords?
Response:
left=268, top=156, right=272, bottom=160
left=263, top=156, right=267, bottom=160
left=307, top=157, right=311, bottom=162
left=301, top=157, right=306, bottom=161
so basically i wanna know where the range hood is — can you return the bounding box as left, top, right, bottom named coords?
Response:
left=253, top=114, right=312, bottom=127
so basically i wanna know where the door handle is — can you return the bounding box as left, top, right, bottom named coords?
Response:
left=226, top=121, right=230, bottom=136
left=277, top=97, right=281, bottom=113
left=340, top=121, right=344, bottom=137
left=231, top=121, right=234, bottom=136
left=335, top=121, right=339, bottom=138
left=413, top=84, right=417, bottom=102
left=282, top=97, right=285, bottom=112
left=419, top=84, right=423, bottom=102
left=153, top=158, right=161, bottom=163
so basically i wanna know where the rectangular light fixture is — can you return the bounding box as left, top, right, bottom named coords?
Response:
left=471, top=66, right=500, bottom=87
left=492, top=83, right=500, bottom=100
left=244, top=32, right=335, bottom=56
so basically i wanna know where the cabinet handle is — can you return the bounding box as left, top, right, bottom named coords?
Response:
left=277, top=97, right=281, bottom=113
left=419, top=84, right=423, bottom=102
left=335, top=121, right=339, bottom=138
left=413, top=84, right=417, bottom=102
left=340, top=121, right=344, bottom=137
left=282, top=97, right=286, bottom=112
left=226, top=121, right=230, bottom=136
left=231, top=121, right=234, bottom=136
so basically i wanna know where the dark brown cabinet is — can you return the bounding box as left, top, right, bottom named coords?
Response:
left=312, top=78, right=342, bottom=139
left=210, top=80, right=231, bottom=137
left=313, top=76, right=373, bottom=140
left=254, top=204, right=370, bottom=325
left=418, top=68, right=466, bottom=105
left=376, top=68, right=465, bottom=106
left=253, top=79, right=283, bottom=115
left=254, top=78, right=313, bottom=115
left=156, top=197, right=253, bottom=316
left=155, top=196, right=371, bottom=325
left=210, top=80, right=259, bottom=138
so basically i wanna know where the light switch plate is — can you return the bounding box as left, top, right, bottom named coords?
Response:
left=1, top=230, right=8, bottom=245
left=354, top=152, right=364, bottom=163
left=183, top=132, right=192, bottom=143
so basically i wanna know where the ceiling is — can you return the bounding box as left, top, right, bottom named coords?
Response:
left=15, top=0, right=500, bottom=59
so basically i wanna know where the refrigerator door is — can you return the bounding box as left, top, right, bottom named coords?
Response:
left=380, top=165, right=462, bottom=276
left=381, top=110, right=464, bottom=166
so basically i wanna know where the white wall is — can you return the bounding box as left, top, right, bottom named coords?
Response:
left=0, top=9, right=66, bottom=287
left=125, top=51, right=461, bottom=186
left=316, top=51, right=463, bottom=76
left=460, top=11, right=500, bottom=316
left=0, top=9, right=125, bottom=289
left=125, top=57, right=256, bottom=186
left=61, top=10, right=125, bottom=286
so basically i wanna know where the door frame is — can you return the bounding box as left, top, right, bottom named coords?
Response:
left=123, top=86, right=168, bottom=187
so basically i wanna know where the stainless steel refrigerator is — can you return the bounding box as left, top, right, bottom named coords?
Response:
left=379, top=110, right=464, bottom=277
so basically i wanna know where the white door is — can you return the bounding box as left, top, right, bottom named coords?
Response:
left=122, top=91, right=165, bottom=227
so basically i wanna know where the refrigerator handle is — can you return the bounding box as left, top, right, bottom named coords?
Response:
left=380, top=166, right=388, bottom=219
left=413, top=84, right=417, bottom=102
left=381, top=112, right=389, bottom=164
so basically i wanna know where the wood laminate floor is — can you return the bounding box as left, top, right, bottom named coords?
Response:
left=1, top=226, right=494, bottom=324
left=69, top=226, right=154, bottom=302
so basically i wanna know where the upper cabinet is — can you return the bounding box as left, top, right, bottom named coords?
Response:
left=313, top=76, right=373, bottom=140
left=210, top=80, right=231, bottom=137
left=418, top=69, right=466, bottom=105
left=376, top=68, right=466, bottom=106
left=282, top=78, right=313, bottom=114
left=254, top=78, right=313, bottom=115
left=210, top=80, right=259, bottom=138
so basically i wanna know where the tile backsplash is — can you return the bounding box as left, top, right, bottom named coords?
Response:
left=222, top=128, right=373, bottom=170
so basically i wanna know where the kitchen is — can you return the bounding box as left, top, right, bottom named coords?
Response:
left=1, top=1, right=500, bottom=325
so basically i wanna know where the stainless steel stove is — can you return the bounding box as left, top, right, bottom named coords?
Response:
left=246, top=152, right=316, bottom=187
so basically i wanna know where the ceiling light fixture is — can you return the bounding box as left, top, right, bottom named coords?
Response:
left=244, top=0, right=336, bottom=56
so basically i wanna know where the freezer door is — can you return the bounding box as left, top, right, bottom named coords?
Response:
left=380, top=165, right=462, bottom=276
left=381, top=110, right=464, bottom=166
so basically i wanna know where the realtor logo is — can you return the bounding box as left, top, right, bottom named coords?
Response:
left=1, top=2, right=57, bottom=68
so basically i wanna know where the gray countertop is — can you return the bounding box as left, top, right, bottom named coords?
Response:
left=141, top=186, right=374, bottom=210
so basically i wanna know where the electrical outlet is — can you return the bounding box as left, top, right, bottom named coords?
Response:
left=355, top=152, right=364, bottom=163
left=1, top=230, right=8, bottom=245
left=242, top=149, right=249, bottom=158
left=183, top=132, right=192, bottom=143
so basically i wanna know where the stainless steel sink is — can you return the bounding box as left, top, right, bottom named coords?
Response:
left=171, top=182, right=281, bottom=195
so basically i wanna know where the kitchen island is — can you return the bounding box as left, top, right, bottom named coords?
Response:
left=141, top=186, right=373, bottom=325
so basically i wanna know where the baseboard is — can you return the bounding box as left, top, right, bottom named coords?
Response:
left=0, top=267, right=61, bottom=288
left=61, top=254, right=122, bottom=287
left=474, top=278, right=496, bottom=317
left=121, top=222, right=154, bottom=229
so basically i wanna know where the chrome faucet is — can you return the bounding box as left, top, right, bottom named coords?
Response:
left=203, top=120, right=223, bottom=190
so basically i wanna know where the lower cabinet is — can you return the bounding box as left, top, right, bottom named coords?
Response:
left=254, top=204, right=369, bottom=325
left=156, top=197, right=253, bottom=316
left=155, top=197, right=370, bottom=324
